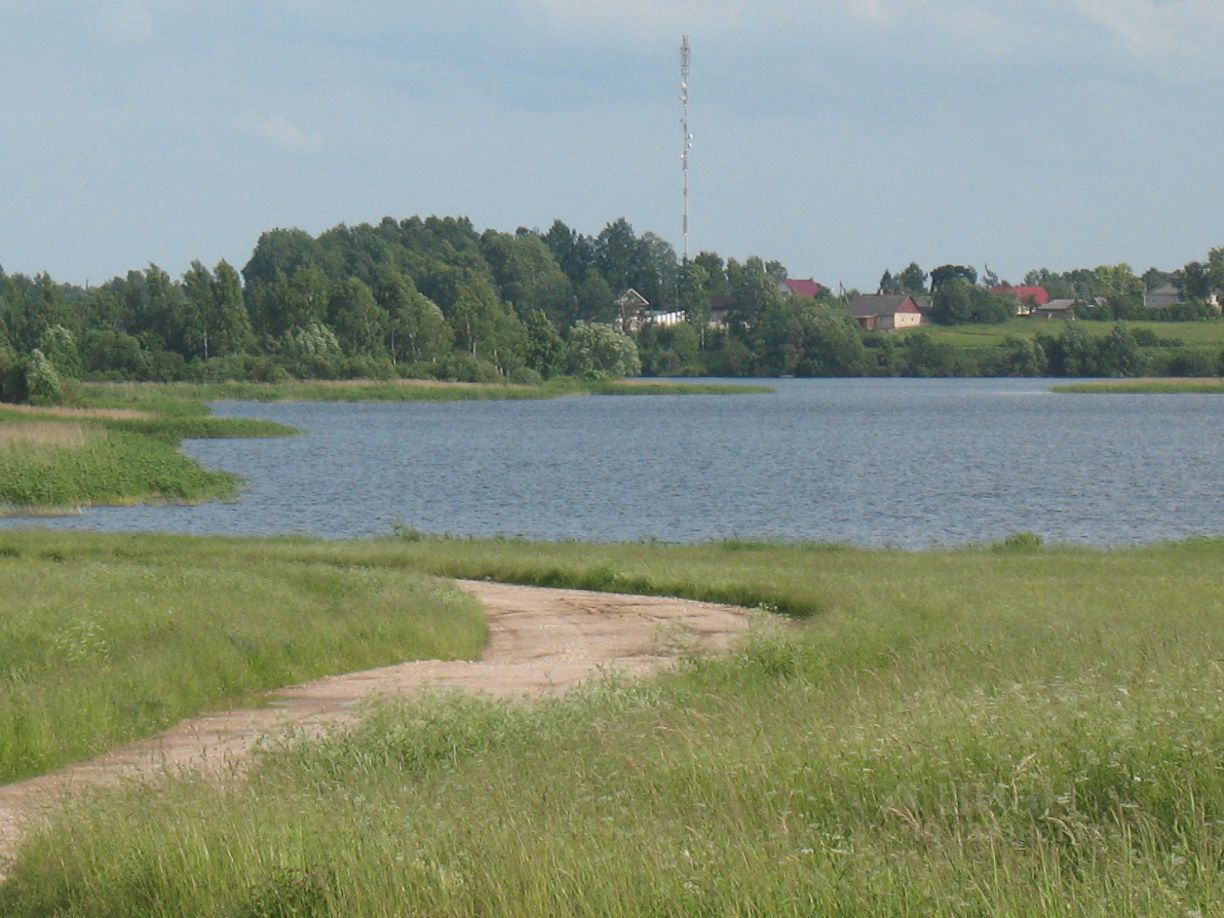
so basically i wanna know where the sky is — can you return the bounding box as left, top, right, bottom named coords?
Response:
left=3, top=0, right=1224, bottom=291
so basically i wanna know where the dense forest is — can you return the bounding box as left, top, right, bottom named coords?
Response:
left=3, top=214, right=1224, bottom=403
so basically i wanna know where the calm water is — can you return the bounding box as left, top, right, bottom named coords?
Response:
left=4, top=378, right=1222, bottom=547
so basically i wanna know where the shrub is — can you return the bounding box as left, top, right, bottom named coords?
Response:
left=24, top=349, right=64, bottom=405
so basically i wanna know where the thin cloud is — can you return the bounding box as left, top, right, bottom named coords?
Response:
left=100, top=0, right=159, bottom=45
left=254, top=116, right=322, bottom=153
left=1071, top=0, right=1224, bottom=73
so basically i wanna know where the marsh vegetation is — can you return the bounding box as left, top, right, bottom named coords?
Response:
left=1, top=534, right=1222, bottom=915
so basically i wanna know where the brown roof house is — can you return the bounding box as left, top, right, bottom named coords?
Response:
left=1030, top=299, right=1079, bottom=320
left=845, top=294, right=924, bottom=331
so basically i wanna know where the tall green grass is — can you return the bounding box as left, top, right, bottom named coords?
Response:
left=1055, top=378, right=1224, bottom=394
left=0, top=426, right=240, bottom=512
left=0, top=532, right=486, bottom=783
left=4, top=535, right=1224, bottom=915
left=0, top=402, right=293, bottom=513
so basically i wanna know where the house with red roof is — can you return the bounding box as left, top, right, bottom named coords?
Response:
left=779, top=278, right=826, bottom=299
left=991, top=285, right=1050, bottom=315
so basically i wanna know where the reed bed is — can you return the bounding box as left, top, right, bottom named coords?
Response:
left=2, top=534, right=1222, bottom=915
left=80, top=377, right=771, bottom=406
left=0, top=394, right=294, bottom=513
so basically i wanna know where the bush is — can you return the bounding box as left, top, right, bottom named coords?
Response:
left=337, top=356, right=396, bottom=380
left=565, top=321, right=641, bottom=379
left=991, top=531, right=1045, bottom=552
left=431, top=353, right=503, bottom=383
left=0, top=346, right=28, bottom=402
left=507, top=365, right=543, bottom=385
left=24, top=349, right=64, bottom=405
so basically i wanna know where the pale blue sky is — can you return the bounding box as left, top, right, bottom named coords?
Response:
left=3, top=1, right=1223, bottom=290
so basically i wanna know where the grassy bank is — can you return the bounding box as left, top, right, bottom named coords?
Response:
left=0, top=400, right=293, bottom=514
left=1054, top=378, right=1224, bottom=393
left=79, top=377, right=772, bottom=407
left=905, top=317, right=1224, bottom=349
left=0, top=532, right=486, bottom=783
left=4, top=534, right=1224, bottom=915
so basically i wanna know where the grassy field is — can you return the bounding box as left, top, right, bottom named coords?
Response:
left=904, top=317, right=1224, bottom=348
left=1054, top=378, right=1224, bottom=394
left=0, top=531, right=486, bottom=783
left=0, top=402, right=292, bottom=514
left=3, top=533, right=1223, bottom=915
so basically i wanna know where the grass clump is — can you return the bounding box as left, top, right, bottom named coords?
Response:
left=0, top=532, right=486, bottom=783
left=5, top=536, right=1224, bottom=914
left=1054, top=378, right=1224, bottom=394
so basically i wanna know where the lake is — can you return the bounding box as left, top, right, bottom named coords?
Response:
left=3, top=378, right=1221, bottom=547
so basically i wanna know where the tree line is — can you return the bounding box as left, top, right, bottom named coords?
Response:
left=3, top=213, right=1224, bottom=403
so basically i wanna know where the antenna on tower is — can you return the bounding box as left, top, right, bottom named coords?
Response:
left=680, top=34, right=692, bottom=264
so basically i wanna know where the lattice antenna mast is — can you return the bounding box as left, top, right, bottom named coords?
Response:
left=680, top=34, right=692, bottom=264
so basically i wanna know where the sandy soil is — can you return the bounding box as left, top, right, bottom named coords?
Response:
left=0, top=580, right=757, bottom=878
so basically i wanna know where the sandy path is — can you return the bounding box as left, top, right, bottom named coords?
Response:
left=0, top=580, right=757, bottom=877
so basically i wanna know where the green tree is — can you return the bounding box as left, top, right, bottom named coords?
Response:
left=929, top=264, right=977, bottom=291
left=541, top=219, right=595, bottom=287
left=678, top=262, right=711, bottom=345
left=182, top=260, right=252, bottom=361
left=523, top=308, right=565, bottom=378
left=594, top=218, right=639, bottom=294
left=930, top=278, right=974, bottom=325
left=480, top=230, right=572, bottom=322
left=725, top=257, right=782, bottom=330
left=575, top=269, right=616, bottom=324
left=24, top=349, right=63, bottom=404
left=897, top=262, right=928, bottom=295
left=753, top=298, right=866, bottom=376
left=450, top=277, right=526, bottom=375
left=327, top=277, right=386, bottom=356
left=564, top=321, right=641, bottom=379
left=1095, top=323, right=1145, bottom=376
left=692, top=251, right=728, bottom=297
left=376, top=272, right=451, bottom=365
left=281, top=322, right=342, bottom=376
left=38, top=325, right=82, bottom=378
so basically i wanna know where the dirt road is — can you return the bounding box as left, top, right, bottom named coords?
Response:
left=0, top=580, right=757, bottom=877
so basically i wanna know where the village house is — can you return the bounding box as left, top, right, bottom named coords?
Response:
left=1143, top=282, right=1182, bottom=311
left=844, top=293, right=924, bottom=331
left=1030, top=298, right=1078, bottom=319
left=612, top=288, right=651, bottom=333
left=612, top=288, right=688, bottom=332
left=778, top=278, right=825, bottom=299
left=991, top=285, right=1050, bottom=316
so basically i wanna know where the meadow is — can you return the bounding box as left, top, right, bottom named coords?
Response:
left=0, top=531, right=486, bottom=783
left=2, top=533, right=1223, bottom=916
left=902, top=317, right=1224, bottom=349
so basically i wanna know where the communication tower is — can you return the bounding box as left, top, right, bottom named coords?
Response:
left=680, top=35, right=692, bottom=263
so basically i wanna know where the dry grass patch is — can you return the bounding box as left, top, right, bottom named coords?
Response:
left=0, top=402, right=154, bottom=421
left=0, top=422, right=95, bottom=449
